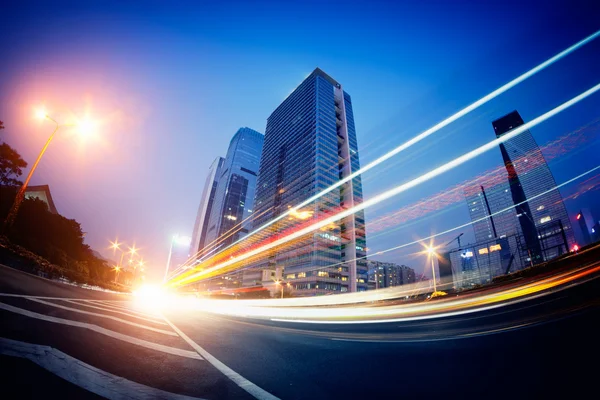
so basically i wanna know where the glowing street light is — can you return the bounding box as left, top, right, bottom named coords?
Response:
left=275, top=280, right=292, bottom=299
left=2, top=108, right=98, bottom=232
left=421, top=243, right=442, bottom=295
left=113, top=266, right=121, bottom=283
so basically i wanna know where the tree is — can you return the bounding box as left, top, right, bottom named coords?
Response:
left=0, top=134, right=28, bottom=186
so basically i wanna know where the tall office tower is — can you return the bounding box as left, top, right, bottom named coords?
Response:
left=493, top=110, right=574, bottom=261
left=251, top=68, right=367, bottom=295
left=204, top=128, right=264, bottom=249
left=190, top=157, right=225, bottom=258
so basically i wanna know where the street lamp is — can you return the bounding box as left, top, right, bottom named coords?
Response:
left=427, top=246, right=438, bottom=293
left=164, top=234, right=191, bottom=283
left=2, top=109, right=97, bottom=233
left=109, top=239, right=142, bottom=283
left=275, top=280, right=292, bottom=299
left=113, top=266, right=121, bottom=283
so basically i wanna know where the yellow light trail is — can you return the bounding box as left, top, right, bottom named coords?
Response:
left=169, top=81, right=600, bottom=288
left=181, top=261, right=600, bottom=324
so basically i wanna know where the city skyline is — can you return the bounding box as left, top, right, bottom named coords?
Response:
left=1, top=1, right=599, bottom=281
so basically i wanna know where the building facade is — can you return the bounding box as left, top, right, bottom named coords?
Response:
left=190, top=157, right=225, bottom=258
left=251, top=68, right=368, bottom=296
left=204, top=128, right=264, bottom=250
left=367, top=260, right=415, bottom=289
left=492, top=110, right=574, bottom=261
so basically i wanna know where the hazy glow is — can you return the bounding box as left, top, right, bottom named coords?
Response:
left=35, top=108, right=47, bottom=120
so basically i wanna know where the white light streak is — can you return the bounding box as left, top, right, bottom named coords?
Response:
left=190, top=30, right=600, bottom=269
left=174, top=82, right=600, bottom=286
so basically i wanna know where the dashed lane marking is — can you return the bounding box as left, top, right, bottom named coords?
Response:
left=0, top=337, right=206, bottom=399
left=27, top=298, right=177, bottom=336
left=0, top=301, right=202, bottom=360
left=163, top=315, right=279, bottom=400
left=63, top=300, right=168, bottom=325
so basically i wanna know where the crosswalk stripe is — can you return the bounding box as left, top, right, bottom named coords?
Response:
left=27, top=298, right=177, bottom=336
left=0, top=301, right=202, bottom=360
left=0, top=337, right=206, bottom=399
left=64, top=300, right=168, bottom=325
left=85, top=300, right=162, bottom=318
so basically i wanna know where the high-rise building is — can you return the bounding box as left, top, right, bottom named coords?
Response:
left=465, top=183, right=525, bottom=271
left=367, top=260, right=415, bottom=289
left=190, top=157, right=225, bottom=258
left=204, top=128, right=264, bottom=250
left=492, top=110, right=574, bottom=261
left=251, top=68, right=367, bottom=295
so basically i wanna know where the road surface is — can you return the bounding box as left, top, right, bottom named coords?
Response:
left=1, top=262, right=599, bottom=399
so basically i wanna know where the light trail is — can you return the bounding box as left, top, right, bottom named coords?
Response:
left=367, top=120, right=599, bottom=235
left=178, top=30, right=600, bottom=271
left=186, top=162, right=600, bottom=304
left=162, top=259, right=600, bottom=324
left=170, top=82, right=600, bottom=287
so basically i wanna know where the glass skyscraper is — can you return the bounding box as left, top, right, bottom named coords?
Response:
left=251, top=68, right=367, bottom=295
left=204, top=128, right=264, bottom=250
left=190, top=156, right=225, bottom=257
left=493, top=111, right=574, bottom=260
left=463, top=110, right=574, bottom=277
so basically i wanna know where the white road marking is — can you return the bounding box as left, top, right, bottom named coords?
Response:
left=27, top=298, right=177, bottom=336
left=0, top=302, right=202, bottom=360
left=85, top=300, right=163, bottom=318
left=0, top=337, right=206, bottom=399
left=64, top=300, right=168, bottom=325
left=162, top=315, right=279, bottom=400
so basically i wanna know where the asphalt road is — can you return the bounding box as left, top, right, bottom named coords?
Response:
left=1, top=262, right=600, bottom=399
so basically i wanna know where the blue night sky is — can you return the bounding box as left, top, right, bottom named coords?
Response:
left=1, top=0, right=599, bottom=279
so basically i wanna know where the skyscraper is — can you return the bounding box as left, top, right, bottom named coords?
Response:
left=204, top=127, right=264, bottom=250
left=493, top=111, right=574, bottom=260
left=462, top=110, right=574, bottom=279
left=190, top=157, right=225, bottom=258
left=251, top=68, right=367, bottom=295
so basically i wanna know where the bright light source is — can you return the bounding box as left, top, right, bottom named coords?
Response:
left=572, top=244, right=580, bottom=252
left=290, top=209, right=313, bottom=220
left=576, top=213, right=582, bottom=220
left=76, top=118, right=97, bottom=136
left=427, top=246, right=436, bottom=255
left=173, top=235, right=192, bottom=247
left=35, top=108, right=47, bottom=120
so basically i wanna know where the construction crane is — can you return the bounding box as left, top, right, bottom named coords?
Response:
left=445, top=233, right=464, bottom=248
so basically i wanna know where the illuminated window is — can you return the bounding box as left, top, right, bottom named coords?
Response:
left=297, top=272, right=306, bottom=278
left=317, top=271, right=328, bottom=277
left=489, top=244, right=502, bottom=252
left=286, top=274, right=295, bottom=279
left=478, top=248, right=489, bottom=255
left=341, top=277, right=348, bottom=281
left=540, top=216, right=552, bottom=224
left=537, top=205, right=545, bottom=211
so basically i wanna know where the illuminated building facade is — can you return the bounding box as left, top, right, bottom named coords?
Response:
left=204, top=128, right=264, bottom=250
left=251, top=68, right=367, bottom=295
left=445, top=236, right=520, bottom=289
left=191, top=157, right=225, bottom=257
left=492, top=110, right=574, bottom=261
left=367, top=260, right=415, bottom=289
